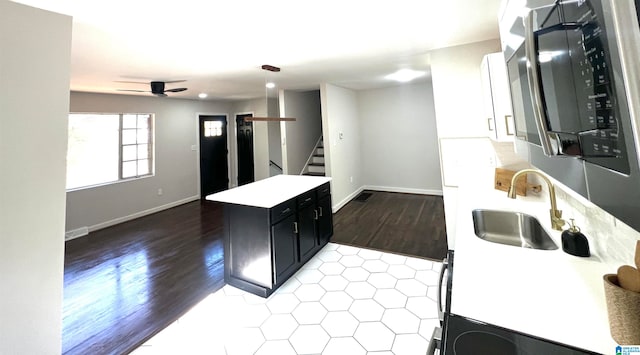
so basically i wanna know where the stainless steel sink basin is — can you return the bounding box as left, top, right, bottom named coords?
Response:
left=471, top=209, right=558, bottom=250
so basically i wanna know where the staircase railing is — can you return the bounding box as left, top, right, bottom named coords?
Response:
left=269, top=160, right=283, bottom=171
left=300, top=135, right=324, bottom=175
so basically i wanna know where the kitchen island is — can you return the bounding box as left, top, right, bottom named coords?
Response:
left=207, top=174, right=332, bottom=297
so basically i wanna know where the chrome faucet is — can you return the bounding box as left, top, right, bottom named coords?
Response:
left=507, top=169, right=566, bottom=231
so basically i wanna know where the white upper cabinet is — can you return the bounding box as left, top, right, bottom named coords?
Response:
left=480, top=52, right=515, bottom=142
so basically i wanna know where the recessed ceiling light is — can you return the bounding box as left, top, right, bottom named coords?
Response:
left=265, top=82, right=276, bottom=89
left=198, top=93, right=208, bottom=99
left=385, top=69, right=426, bottom=83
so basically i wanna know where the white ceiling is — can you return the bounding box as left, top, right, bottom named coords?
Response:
left=14, top=0, right=502, bottom=101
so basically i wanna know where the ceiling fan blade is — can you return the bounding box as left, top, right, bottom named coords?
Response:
left=117, top=89, right=148, bottom=92
left=164, top=80, right=186, bottom=84
left=165, top=88, right=187, bottom=93
left=114, top=80, right=148, bottom=85
left=154, top=93, right=168, bottom=97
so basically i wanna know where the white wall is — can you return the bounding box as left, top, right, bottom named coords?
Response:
left=430, top=39, right=502, bottom=247
left=267, top=97, right=279, bottom=117
left=320, top=84, right=363, bottom=211
left=67, top=92, right=233, bottom=232
left=358, top=82, right=442, bottom=194
left=0, top=2, right=71, bottom=353
left=432, top=39, right=502, bottom=139
left=280, top=90, right=323, bottom=175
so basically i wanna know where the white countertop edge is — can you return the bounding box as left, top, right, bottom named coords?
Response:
left=205, top=175, right=332, bottom=208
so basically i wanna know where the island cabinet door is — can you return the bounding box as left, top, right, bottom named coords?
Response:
left=271, top=214, right=298, bottom=285
left=317, top=194, right=333, bottom=246
left=297, top=203, right=317, bottom=263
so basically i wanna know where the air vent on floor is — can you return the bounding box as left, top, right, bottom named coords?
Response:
left=354, top=192, right=373, bottom=202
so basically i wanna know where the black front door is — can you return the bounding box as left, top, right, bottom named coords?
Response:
left=199, top=115, right=228, bottom=198
left=236, top=113, right=254, bottom=186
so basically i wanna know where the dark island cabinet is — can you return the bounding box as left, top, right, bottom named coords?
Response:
left=317, top=194, right=333, bottom=245
left=272, top=213, right=298, bottom=285
left=222, top=181, right=333, bottom=297
left=298, top=189, right=319, bottom=264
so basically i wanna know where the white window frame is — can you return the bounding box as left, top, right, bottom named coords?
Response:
left=66, top=112, right=155, bottom=191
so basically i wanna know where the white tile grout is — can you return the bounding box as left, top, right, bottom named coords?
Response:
left=130, top=243, right=441, bottom=355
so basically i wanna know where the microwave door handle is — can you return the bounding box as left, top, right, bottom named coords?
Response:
left=524, top=11, right=556, bottom=156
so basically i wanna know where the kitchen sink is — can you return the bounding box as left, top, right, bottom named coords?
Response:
left=471, top=209, right=558, bottom=250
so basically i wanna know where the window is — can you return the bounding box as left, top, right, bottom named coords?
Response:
left=66, top=113, right=153, bottom=190
left=203, top=120, right=222, bottom=137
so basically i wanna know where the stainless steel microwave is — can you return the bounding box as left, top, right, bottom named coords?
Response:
left=504, top=0, right=640, bottom=232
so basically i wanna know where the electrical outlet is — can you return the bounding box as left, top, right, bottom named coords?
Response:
left=157, top=188, right=163, bottom=196
left=350, top=176, right=353, bottom=183
left=191, top=145, right=197, bottom=151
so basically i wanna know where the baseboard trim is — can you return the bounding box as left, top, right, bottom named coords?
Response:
left=363, top=185, right=443, bottom=196
left=65, top=226, right=89, bottom=241
left=332, top=186, right=365, bottom=213
left=66, top=195, right=201, bottom=239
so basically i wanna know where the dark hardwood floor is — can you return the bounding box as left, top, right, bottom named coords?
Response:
left=63, top=200, right=225, bottom=355
left=331, top=191, right=447, bottom=261
left=63, top=191, right=447, bottom=354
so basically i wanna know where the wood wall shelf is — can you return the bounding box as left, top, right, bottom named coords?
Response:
left=245, top=117, right=296, bottom=122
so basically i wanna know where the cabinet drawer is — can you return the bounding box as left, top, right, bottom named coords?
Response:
left=316, top=182, right=331, bottom=198
left=270, top=199, right=295, bottom=224
left=297, top=190, right=316, bottom=208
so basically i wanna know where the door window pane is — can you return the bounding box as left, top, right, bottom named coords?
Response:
left=204, top=120, right=222, bottom=137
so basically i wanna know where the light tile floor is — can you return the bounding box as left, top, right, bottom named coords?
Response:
left=131, top=243, right=442, bottom=355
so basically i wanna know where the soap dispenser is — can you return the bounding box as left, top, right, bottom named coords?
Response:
left=561, top=219, right=590, bottom=257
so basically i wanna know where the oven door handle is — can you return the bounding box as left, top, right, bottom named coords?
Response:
left=437, top=257, right=449, bottom=322
left=426, top=326, right=442, bottom=355
left=524, top=10, right=558, bottom=157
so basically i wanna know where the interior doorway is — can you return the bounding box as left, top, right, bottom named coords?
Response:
left=199, top=115, right=229, bottom=198
left=236, top=113, right=254, bottom=186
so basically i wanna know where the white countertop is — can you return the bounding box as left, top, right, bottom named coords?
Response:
left=206, top=174, right=331, bottom=208
left=452, top=186, right=618, bottom=353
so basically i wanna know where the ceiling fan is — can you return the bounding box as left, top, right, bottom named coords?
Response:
left=116, top=80, right=187, bottom=97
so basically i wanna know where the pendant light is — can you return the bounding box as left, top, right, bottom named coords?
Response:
left=245, top=65, right=296, bottom=122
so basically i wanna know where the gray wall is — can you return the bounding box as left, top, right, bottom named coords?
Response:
left=67, top=92, right=233, bottom=232
left=358, top=82, right=442, bottom=194
left=268, top=121, right=283, bottom=176
left=320, top=84, right=363, bottom=210
left=0, top=2, right=71, bottom=353
left=267, top=98, right=283, bottom=176
left=280, top=90, right=323, bottom=174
